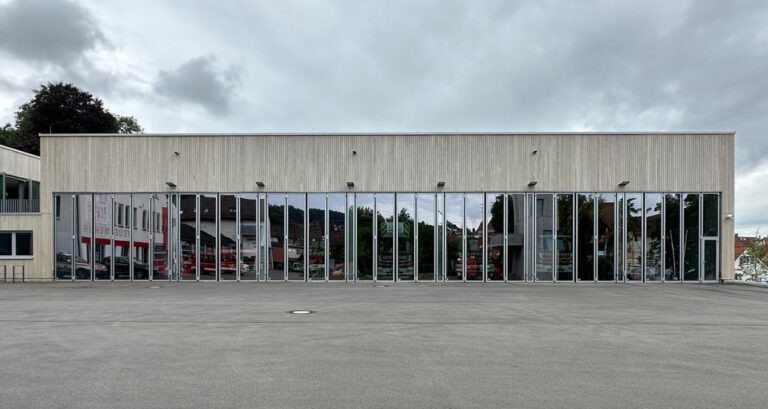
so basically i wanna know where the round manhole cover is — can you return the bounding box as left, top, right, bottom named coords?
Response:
left=288, top=310, right=313, bottom=314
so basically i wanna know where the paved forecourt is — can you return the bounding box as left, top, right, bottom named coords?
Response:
left=0, top=283, right=765, bottom=409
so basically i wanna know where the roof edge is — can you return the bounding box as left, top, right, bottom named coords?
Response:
left=0, top=143, right=41, bottom=159
left=39, top=131, right=737, bottom=137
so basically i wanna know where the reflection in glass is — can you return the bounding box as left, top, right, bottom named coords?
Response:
left=644, top=194, right=662, bottom=281
left=197, top=194, right=217, bottom=280
left=576, top=194, right=594, bottom=281
left=683, top=194, right=699, bottom=281
left=702, top=194, right=719, bottom=237
left=376, top=194, right=395, bottom=281
left=445, top=194, right=464, bottom=281
left=93, top=194, right=112, bottom=280
left=625, top=194, right=643, bottom=281
left=54, top=194, right=74, bottom=280
left=113, top=194, right=133, bottom=280
left=506, top=194, right=525, bottom=281
left=396, top=193, right=415, bottom=281
left=555, top=194, right=574, bottom=281
left=179, top=195, right=197, bottom=280
left=131, top=194, right=152, bottom=281
left=219, top=194, right=237, bottom=280
left=664, top=194, right=681, bottom=281
left=703, top=240, right=718, bottom=281
left=617, top=194, right=624, bottom=281
left=153, top=194, right=170, bottom=281
left=307, top=194, right=326, bottom=281
left=417, top=193, right=436, bottom=281
left=485, top=193, right=505, bottom=281
left=328, top=194, right=346, bottom=281
left=535, top=194, right=554, bottom=282
left=597, top=193, right=615, bottom=281
left=239, top=194, right=258, bottom=281
left=267, top=194, right=286, bottom=281
left=287, top=194, right=305, bottom=281
left=356, top=194, right=374, bottom=280
left=74, top=194, right=93, bottom=280
left=465, top=194, right=484, bottom=281
left=436, top=194, right=444, bottom=281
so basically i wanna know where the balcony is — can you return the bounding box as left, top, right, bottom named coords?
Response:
left=0, top=199, right=40, bottom=213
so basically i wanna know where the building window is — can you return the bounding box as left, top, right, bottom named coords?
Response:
left=0, top=231, right=33, bottom=257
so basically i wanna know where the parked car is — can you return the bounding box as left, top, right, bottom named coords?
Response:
left=55, top=253, right=107, bottom=280
left=102, top=256, right=151, bottom=280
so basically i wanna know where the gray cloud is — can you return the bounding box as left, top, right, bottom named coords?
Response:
left=0, top=0, right=105, bottom=65
left=154, top=56, right=239, bottom=115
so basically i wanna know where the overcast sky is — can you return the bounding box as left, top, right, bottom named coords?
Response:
left=0, top=0, right=766, bottom=235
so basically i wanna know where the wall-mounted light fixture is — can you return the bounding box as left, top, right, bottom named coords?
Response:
left=725, top=213, right=734, bottom=219
left=352, top=150, right=357, bottom=156
left=437, top=181, right=445, bottom=188
left=528, top=181, right=537, bottom=187
left=347, top=181, right=355, bottom=188
left=532, top=150, right=538, bottom=155
left=165, top=181, right=177, bottom=188
left=256, top=181, right=265, bottom=188
left=173, top=151, right=179, bottom=156
left=618, top=180, right=630, bottom=187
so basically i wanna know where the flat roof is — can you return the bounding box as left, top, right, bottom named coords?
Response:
left=0, top=143, right=40, bottom=159
left=39, top=131, right=735, bottom=137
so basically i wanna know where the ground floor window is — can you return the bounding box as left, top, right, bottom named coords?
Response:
left=0, top=231, right=33, bottom=257
left=51, top=192, right=721, bottom=283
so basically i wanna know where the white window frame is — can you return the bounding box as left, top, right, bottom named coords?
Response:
left=0, top=231, right=33, bottom=259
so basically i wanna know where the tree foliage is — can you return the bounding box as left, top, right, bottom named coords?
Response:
left=738, top=231, right=768, bottom=281
left=2, top=82, right=143, bottom=154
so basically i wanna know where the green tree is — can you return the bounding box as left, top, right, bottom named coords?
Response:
left=6, top=82, right=143, bottom=155
left=739, top=231, right=768, bottom=281
left=116, top=116, right=144, bottom=134
left=0, top=123, right=15, bottom=146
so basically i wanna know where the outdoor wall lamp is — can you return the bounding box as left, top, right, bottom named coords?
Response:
left=528, top=181, right=537, bottom=187
left=437, top=181, right=445, bottom=188
left=725, top=213, right=734, bottom=219
left=256, top=181, right=265, bottom=188
left=619, top=180, right=630, bottom=186
left=165, top=181, right=177, bottom=188
left=347, top=181, right=355, bottom=188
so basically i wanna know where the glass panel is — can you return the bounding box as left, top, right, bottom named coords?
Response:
left=131, top=194, right=151, bottom=280
left=417, top=193, right=435, bottom=281
left=168, top=194, right=179, bottom=281
left=484, top=193, right=505, bottom=281
left=0, top=232, right=11, bottom=255
left=93, top=194, right=112, bottom=280
left=239, top=194, right=258, bottom=281
left=328, top=194, right=347, bottom=281
left=258, top=194, right=268, bottom=281
left=74, top=194, right=93, bottom=280
left=376, top=193, right=395, bottom=281
left=153, top=194, right=170, bottom=280
left=703, top=240, right=718, bottom=281
left=464, top=194, right=483, bottom=281
left=625, top=194, right=643, bottom=281
left=54, top=195, right=74, bottom=279
left=617, top=194, right=624, bottom=281
left=356, top=194, right=374, bottom=281
left=287, top=194, right=305, bottom=281
left=535, top=194, right=554, bottom=282
left=445, top=193, right=463, bottom=281
left=436, top=194, right=444, bottom=281
left=179, top=194, right=197, bottom=281
left=556, top=194, right=574, bottom=281
left=219, top=194, right=237, bottom=280
left=198, top=194, right=217, bottom=280
left=683, top=194, right=699, bottom=281
left=308, top=194, right=326, bottom=281
left=644, top=194, right=662, bottom=281
left=597, top=193, right=616, bottom=281
left=15, top=232, right=32, bottom=255
left=506, top=194, right=525, bottom=281
left=267, top=194, right=285, bottom=281
left=576, top=194, right=594, bottom=282
left=396, top=193, right=415, bottom=281
left=702, top=194, right=719, bottom=237
left=664, top=194, right=681, bottom=281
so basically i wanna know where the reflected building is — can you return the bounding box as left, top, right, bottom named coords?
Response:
left=15, top=132, right=736, bottom=283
